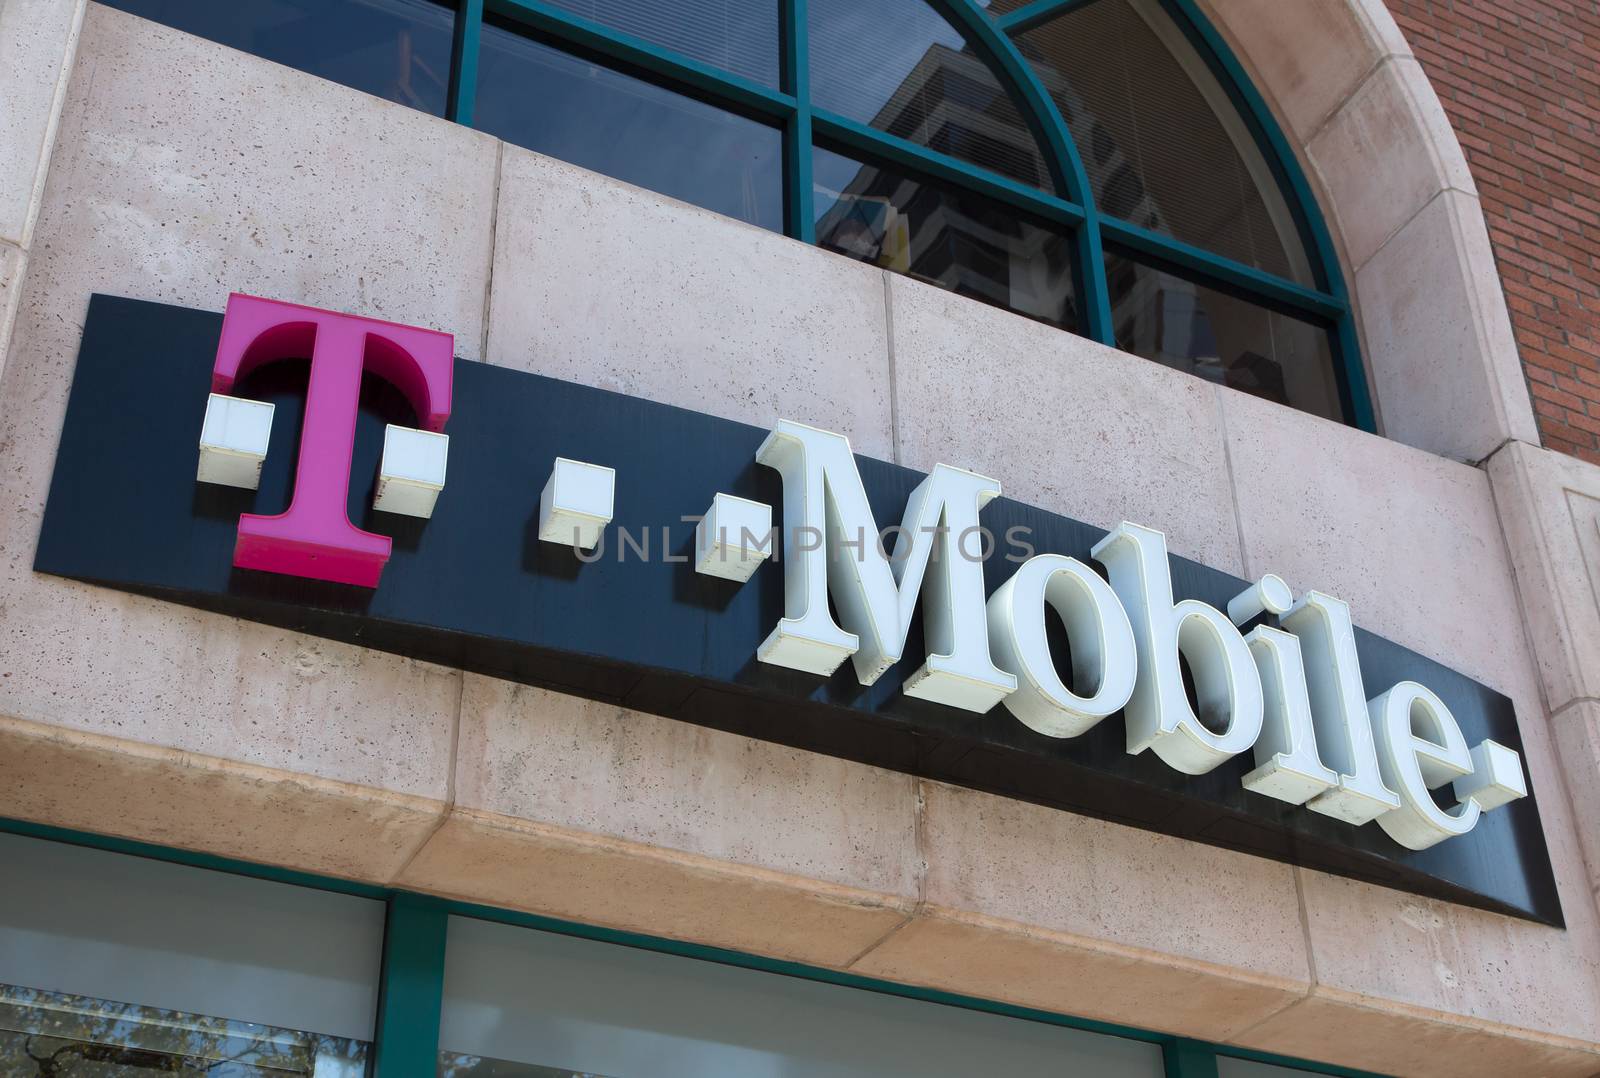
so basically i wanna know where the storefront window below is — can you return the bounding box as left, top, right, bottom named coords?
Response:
left=438, top=915, right=1162, bottom=1077
left=0, top=983, right=366, bottom=1078
left=439, top=1052, right=612, bottom=1077
left=814, top=146, right=1078, bottom=331
left=1, top=833, right=382, bottom=1078
left=1218, top=1056, right=1327, bottom=1077
left=1105, top=252, right=1344, bottom=423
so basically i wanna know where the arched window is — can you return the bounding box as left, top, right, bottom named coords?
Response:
left=101, top=0, right=1370, bottom=428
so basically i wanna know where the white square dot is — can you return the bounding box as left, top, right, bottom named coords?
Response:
left=374, top=425, right=449, bottom=518
left=197, top=393, right=274, bottom=490
left=538, top=458, right=615, bottom=550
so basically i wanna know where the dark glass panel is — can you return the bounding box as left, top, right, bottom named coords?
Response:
left=1019, top=0, right=1316, bottom=283
left=809, top=0, right=1051, bottom=190
left=475, top=19, right=783, bottom=232
left=97, top=0, right=453, bottom=116
left=1105, top=252, right=1343, bottom=421
left=815, top=147, right=1077, bottom=329
left=540, top=0, right=780, bottom=86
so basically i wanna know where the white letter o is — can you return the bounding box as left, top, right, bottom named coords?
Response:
left=986, top=554, right=1137, bottom=738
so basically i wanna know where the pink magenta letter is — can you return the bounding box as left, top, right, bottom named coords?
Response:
left=212, top=293, right=454, bottom=588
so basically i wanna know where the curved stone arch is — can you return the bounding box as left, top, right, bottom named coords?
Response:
left=1196, top=0, right=1538, bottom=463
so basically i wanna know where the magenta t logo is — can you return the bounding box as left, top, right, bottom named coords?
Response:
left=210, top=293, right=454, bottom=588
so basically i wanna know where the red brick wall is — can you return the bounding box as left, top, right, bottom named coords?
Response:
left=1384, top=0, right=1600, bottom=464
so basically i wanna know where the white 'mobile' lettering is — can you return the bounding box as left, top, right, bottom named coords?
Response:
left=752, top=420, right=1529, bottom=846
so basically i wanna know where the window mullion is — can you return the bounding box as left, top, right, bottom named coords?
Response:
left=811, top=108, right=1083, bottom=228
left=1078, top=214, right=1117, bottom=344
left=372, top=893, right=450, bottom=1078
left=781, top=0, right=815, bottom=242
left=1101, top=216, right=1346, bottom=322
left=447, top=0, right=484, bottom=125
left=1164, top=1037, right=1223, bottom=1078
left=486, top=0, right=797, bottom=122
left=1333, top=311, right=1378, bottom=432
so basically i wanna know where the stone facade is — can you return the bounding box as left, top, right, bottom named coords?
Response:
left=2, top=4, right=1600, bottom=1076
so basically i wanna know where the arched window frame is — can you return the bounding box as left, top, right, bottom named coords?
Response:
left=448, top=0, right=1375, bottom=431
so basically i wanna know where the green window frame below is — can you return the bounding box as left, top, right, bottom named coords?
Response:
left=0, top=815, right=1391, bottom=1078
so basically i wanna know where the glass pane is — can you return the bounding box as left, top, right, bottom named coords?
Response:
left=441, top=1054, right=612, bottom=1077
left=1018, top=0, right=1316, bottom=283
left=1219, top=1057, right=1332, bottom=1078
left=540, top=0, right=780, bottom=87
left=0, top=983, right=365, bottom=1078
left=976, top=0, right=1030, bottom=18
left=439, top=916, right=1164, bottom=1077
left=0, top=832, right=384, bottom=1044
left=815, top=146, right=1077, bottom=329
left=810, top=0, right=1051, bottom=189
left=96, top=0, right=453, bottom=116
left=475, top=19, right=784, bottom=231
left=1106, top=252, right=1343, bottom=421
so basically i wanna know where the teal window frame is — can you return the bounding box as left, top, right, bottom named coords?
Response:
left=442, top=0, right=1374, bottom=431
left=0, top=814, right=1389, bottom=1078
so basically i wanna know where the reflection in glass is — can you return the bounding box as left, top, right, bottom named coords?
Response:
left=96, top=0, right=453, bottom=116
left=438, top=916, right=1163, bottom=1077
left=810, top=0, right=1049, bottom=189
left=1105, top=253, right=1342, bottom=421
left=1017, top=0, right=1315, bottom=283
left=815, top=147, right=1077, bottom=330
left=475, top=19, right=783, bottom=231
left=0, top=983, right=366, bottom=1078
left=975, top=0, right=1029, bottom=17
left=440, top=1052, right=613, bottom=1077
left=540, top=0, right=780, bottom=86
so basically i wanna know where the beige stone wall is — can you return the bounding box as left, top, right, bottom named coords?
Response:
left=1490, top=443, right=1600, bottom=907
left=0, top=0, right=86, bottom=376
left=2, top=6, right=1600, bottom=1078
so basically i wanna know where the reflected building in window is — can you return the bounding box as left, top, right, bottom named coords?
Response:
left=1018, top=0, right=1337, bottom=418
left=815, top=42, right=1077, bottom=330
left=817, top=0, right=1340, bottom=420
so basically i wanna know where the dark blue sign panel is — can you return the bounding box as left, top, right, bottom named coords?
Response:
left=35, top=295, right=1562, bottom=925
